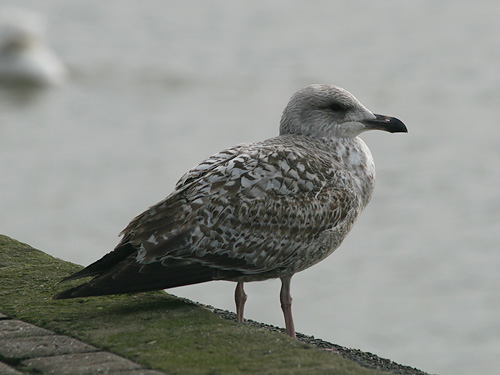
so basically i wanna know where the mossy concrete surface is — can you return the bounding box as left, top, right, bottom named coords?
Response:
left=0, top=234, right=391, bottom=375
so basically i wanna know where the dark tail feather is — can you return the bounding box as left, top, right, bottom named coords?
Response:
left=52, top=285, right=88, bottom=300
left=57, top=243, right=137, bottom=284
left=52, top=260, right=242, bottom=300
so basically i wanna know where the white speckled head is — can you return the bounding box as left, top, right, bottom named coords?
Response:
left=279, top=84, right=406, bottom=138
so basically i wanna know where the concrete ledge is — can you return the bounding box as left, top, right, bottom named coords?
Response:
left=0, top=235, right=429, bottom=375
left=0, top=311, right=168, bottom=374
left=22, top=352, right=165, bottom=375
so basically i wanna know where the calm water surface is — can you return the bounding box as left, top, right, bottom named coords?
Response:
left=1, top=1, right=499, bottom=374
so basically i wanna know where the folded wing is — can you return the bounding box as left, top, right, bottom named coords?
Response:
left=53, top=137, right=360, bottom=299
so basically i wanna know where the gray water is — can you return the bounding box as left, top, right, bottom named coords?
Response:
left=1, top=1, right=499, bottom=374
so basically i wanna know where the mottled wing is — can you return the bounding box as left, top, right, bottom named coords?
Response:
left=53, top=137, right=361, bottom=298
left=54, top=144, right=248, bottom=288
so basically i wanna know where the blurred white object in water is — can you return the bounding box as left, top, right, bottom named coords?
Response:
left=0, top=9, right=66, bottom=87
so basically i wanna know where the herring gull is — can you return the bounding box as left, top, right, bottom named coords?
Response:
left=53, top=84, right=407, bottom=338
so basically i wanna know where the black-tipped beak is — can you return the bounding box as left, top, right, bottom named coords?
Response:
left=363, top=114, right=408, bottom=133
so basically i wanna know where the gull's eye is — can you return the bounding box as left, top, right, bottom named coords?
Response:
left=327, top=101, right=348, bottom=112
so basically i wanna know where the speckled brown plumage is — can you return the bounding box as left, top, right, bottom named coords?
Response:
left=53, top=84, right=407, bottom=338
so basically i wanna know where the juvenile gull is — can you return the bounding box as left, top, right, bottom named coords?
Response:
left=53, top=84, right=407, bottom=338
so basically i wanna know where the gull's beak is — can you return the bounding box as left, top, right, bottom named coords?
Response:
left=363, top=114, right=408, bottom=133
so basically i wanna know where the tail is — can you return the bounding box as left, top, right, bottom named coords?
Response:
left=52, top=258, right=241, bottom=300
left=52, top=280, right=164, bottom=300
left=57, top=243, right=136, bottom=285
left=52, top=285, right=92, bottom=300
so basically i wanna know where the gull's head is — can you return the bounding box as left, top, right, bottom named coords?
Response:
left=280, top=84, right=407, bottom=138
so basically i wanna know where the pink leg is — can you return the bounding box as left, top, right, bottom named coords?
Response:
left=235, top=281, right=247, bottom=323
left=280, top=275, right=296, bottom=338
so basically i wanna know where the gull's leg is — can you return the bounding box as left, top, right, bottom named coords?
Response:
left=280, top=275, right=296, bottom=338
left=235, top=281, right=247, bottom=323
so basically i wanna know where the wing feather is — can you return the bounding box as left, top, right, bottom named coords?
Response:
left=54, top=136, right=363, bottom=299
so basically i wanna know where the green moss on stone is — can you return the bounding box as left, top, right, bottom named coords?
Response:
left=0, top=235, right=389, bottom=375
